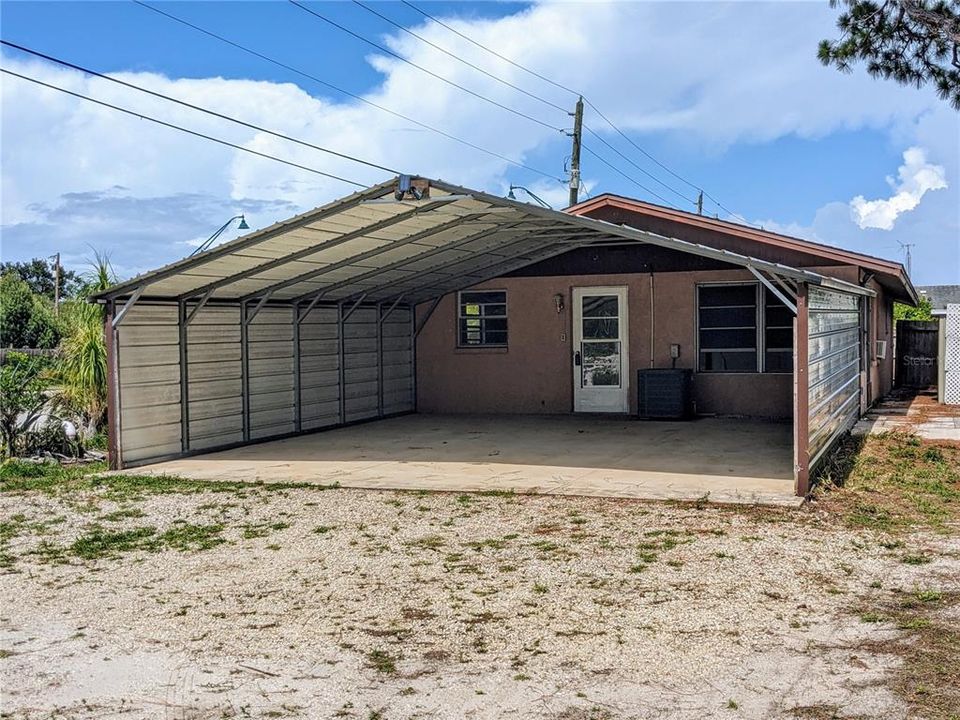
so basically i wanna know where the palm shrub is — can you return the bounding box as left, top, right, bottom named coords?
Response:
left=55, top=252, right=114, bottom=440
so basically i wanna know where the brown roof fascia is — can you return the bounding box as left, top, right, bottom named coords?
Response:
left=567, top=194, right=917, bottom=303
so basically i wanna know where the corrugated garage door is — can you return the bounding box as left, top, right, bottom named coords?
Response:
left=807, top=286, right=862, bottom=471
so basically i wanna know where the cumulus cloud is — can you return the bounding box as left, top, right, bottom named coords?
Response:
left=849, top=147, right=948, bottom=231
left=0, top=1, right=955, bottom=279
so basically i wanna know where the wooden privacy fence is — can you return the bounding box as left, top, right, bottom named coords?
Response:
left=896, top=320, right=939, bottom=388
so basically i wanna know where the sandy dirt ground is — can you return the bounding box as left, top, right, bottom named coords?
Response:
left=2, top=484, right=958, bottom=719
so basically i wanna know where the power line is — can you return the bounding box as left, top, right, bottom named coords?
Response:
left=0, top=67, right=368, bottom=188
left=401, top=0, right=579, bottom=99
left=1, top=40, right=401, bottom=177
left=288, top=0, right=565, bottom=133
left=133, top=0, right=564, bottom=182
left=352, top=0, right=568, bottom=113
left=401, top=0, right=751, bottom=222
left=580, top=144, right=677, bottom=208
left=582, top=125, right=696, bottom=207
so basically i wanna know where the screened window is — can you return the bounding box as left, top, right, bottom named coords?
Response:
left=459, top=291, right=507, bottom=347
left=697, top=283, right=795, bottom=373
left=763, top=288, right=794, bottom=373
left=698, top=284, right=758, bottom=372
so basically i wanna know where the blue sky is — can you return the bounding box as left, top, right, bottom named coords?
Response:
left=1, top=1, right=957, bottom=286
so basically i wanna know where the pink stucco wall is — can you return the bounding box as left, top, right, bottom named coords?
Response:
left=416, top=268, right=796, bottom=419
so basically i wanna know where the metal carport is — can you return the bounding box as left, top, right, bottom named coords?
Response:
left=94, top=176, right=874, bottom=496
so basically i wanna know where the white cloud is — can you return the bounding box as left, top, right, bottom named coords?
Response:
left=0, top=1, right=955, bottom=280
left=849, top=147, right=948, bottom=231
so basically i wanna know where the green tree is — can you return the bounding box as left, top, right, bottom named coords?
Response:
left=894, top=296, right=935, bottom=319
left=0, top=273, right=62, bottom=349
left=819, top=0, right=960, bottom=110
left=0, top=258, right=81, bottom=300
left=0, top=352, right=48, bottom=457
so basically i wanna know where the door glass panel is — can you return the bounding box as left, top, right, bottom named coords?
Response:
left=581, top=295, right=618, bottom=318
left=582, top=341, right=621, bottom=387
left=582, top=318, right=619, bottom=339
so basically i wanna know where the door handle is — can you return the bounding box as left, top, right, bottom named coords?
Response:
left=574, top=350, right=581, bottom=366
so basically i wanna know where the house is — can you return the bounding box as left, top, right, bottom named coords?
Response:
left=93, top=177, right=917, bottom=500
left=920, top=285, right=960, bottom=405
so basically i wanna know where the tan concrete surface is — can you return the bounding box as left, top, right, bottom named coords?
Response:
left=121, top=414, right=799, bottom=506
left=853, top=389, right=960, bottom=441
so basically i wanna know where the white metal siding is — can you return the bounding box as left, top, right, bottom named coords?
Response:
left=808, top=286, right=862, bottom=470
left=382, top=307, right=414, bottom=414
left=116, top=304, right=182, bottom=463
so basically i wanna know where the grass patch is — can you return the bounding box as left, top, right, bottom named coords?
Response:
left=855, top=590, right=960, bottom=720
left=366, top=649, right=397, bottom=674
left=815, top=432, right=960, bottom=532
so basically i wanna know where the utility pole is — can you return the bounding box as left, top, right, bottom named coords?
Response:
left=898, top=241, right=914, bottom=277
left=568, top=96, right=583, bottom=207
left=51, top=252, right=60, bottom=314
left=696, top=191, right=703, bottom=215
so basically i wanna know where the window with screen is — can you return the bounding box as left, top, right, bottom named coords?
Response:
left=697, top=284, right=758, bottom=372
left=458, top=291, right=507, bottom=347
left=763, top=288, right=794, bottom=372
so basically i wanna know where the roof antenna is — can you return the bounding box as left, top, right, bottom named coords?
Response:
left=696, top=190, right=703, bottom=215
left=896, top=240, right=914, bottom=277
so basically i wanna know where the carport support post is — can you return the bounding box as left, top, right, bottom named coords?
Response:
left=337, top=301, right=345, bottom=424
left=376, top=302, right=384, bottom=418
left=104, top=300, right=122, bottom=471
left=293, top=302, right=302, bottom=433
left=794, top=284, right=811, bottom=497
left=241, top=300, right=250, bottom=442
left=178, top=299, right=190, bottom=452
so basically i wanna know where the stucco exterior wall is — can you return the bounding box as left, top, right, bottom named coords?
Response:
left=416, top=268, right=794, bottom=419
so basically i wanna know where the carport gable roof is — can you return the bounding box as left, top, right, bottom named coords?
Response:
left=93, top=177, right=874, bottom=308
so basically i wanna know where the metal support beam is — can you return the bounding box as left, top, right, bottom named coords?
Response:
left=410, top=305, right=418, bottom=412
left=748, top=265, right=797, bottom=314
left=297, top=293, right=324, bottom=324
left=178, top=300, right=189, bottom=452
left=794, top=284, right=810, bottom=497
left=177, top=197, right=455, bottom=301
left=245, top=291, right=273, bottom=324
left=293, top=302, right=302, bottom=433
left=337, top=301, right=346, bottom=425
left=240, top=300, right=250, bottom=442
left=111, top=286, right=144, bottom=328
left=185, top=288, right=214, bottom=325
left=414, top=295, right=443, bottom=338
left=377, top=302, right=384, bottom=418
left=379, top=295, right=404, bottom=325
left=104, top=300, right=122, bottom=470
left=341, top=294, right=367, bottom=323
left=238, top=212, right=486, bottom=303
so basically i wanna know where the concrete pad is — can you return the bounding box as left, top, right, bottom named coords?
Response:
left=853, top=390, right=960, bottom=441
left=120, top=414, right=800, bottom=506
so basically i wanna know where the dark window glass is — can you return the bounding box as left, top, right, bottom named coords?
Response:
left=763, top=288, right=794, bottom=372
left=459, top=291, right=507, bottom=346
left=697, top=285, right=757, bottom=372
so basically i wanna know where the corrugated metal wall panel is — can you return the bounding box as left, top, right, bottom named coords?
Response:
left=116, top=304, right=182, bottom=463
left=187, top=305, right=243, bottom=451
left=382, top=307, right=414, bottom=415
left=808, top=287, right=862, bottom=470
left=116, top=301, right=414, bottom=465
left=299, top=306, right=341, bottom=430
left=247, top=307, right=295, bottom=439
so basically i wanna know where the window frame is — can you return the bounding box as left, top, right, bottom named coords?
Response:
left=457, top=289, right=508, bottom=348
left=696, top=281, right=794, bottom=374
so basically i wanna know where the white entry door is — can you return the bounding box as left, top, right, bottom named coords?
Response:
left=573, top=286, right=629, bottom=413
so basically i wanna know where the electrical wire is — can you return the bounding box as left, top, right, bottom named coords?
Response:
left=1, top=40, right=401, bottom=176
left=0, top=67, right=368, bottom=188
left=580, top=144, right=677, bottom=208
left=132, top=0, right=565, bottom=183
left=288, top=0, right=565, bottom=133
left=401, top=0, right=754, bottom=223
left=351, top=0, right=568, bottom=113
